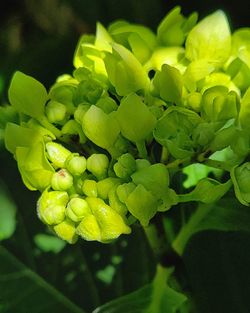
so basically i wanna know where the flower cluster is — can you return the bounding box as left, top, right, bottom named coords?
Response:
left=3, top=7, right=250, bottom=243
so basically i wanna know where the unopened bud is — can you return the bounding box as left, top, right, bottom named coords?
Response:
left=51, top=169, right=73, bottom=191
left=77, top=215, right=102, bottom=241
left=66, top=198, right=91, bottom=222
left=82, top=179, right=98, bottom=197
left=45, top=100, right=67, bottom=123
left=53, top=219, right=78, bottom=243
left=113, top=153, right=136, bottom=179
left=86, top=154, right=109, bottom=179
left=46, top=142, right=71, bottom=168
left=66, top=154, right=87, bottom=176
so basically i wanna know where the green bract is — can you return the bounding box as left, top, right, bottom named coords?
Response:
left=185, top=10, right=231, bottom=65
left=3, top=6, right=250, bottom=244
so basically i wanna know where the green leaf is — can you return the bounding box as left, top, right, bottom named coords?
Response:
left=116, top=93, right=156, bottom=143
left=239, top=86, right=250, bottom=129
left=131, top=163, right=169, bottom=198
left=0, top=245, right=86, bottom=313
left=200, top=86, right=239, bottom=122
left=125, top=184, right=158, bottom=226
left=185, top=10, right=231, bottom=65
left=0, top=105, right=18, bottom=129
left=104, top=44, right=149, bottom=96
left=82, top=105, right=120, bottom=150
left=34, top=233, right=66, bottom=253
left=178, top=178, right=232, bottom=204
left=16, top=141, right=55, bottom=191
left=93, top=266, right=187, bottom=313
left=108, top=23, right=156, bottom=64
left=8, top=71, right=47, bottom=118
left=153, top=64, right=183, bottom=105
left=231, top=28, right=250, bottom=66
left=4, top=123, right=43, bottom=155
left=157, top=6, right=198, bottom=46
left=154, top=106, right=201, bottom=159
left=0, top=182, right=16, bottom=241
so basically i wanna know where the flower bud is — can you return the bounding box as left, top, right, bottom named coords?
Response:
left=74, top=103, right=91, bottom=124
left=40, top=204, right=66, bottom=225
left=108, top=188, right=128, bottom=216
left=116, top=182, right=136, bottom=203
left=46, top=142, right=71, bottom=168
left=66, top=198, right=91, bottom=222
left=76, top=214, right=102, bottom=241
left=53, top=219, right=78, bottom=243
left=231, top=162, right=250, bottom=205
left=38, top=189, right=69, bottom=209
left=73, top=174, right=88, bottom=194
left=113, top=153, right=136, bottom=179
left=37, top=190, right=69, bottom=225
left=82, top=179, right=98, bottom=197
left=135, top=159, right=151, bottom=171
left=76, top=79, right=103, bottom=104
left=97, top=178, right=121, bottom=199
left=84, top=197, right=131, bottom=242
left=95, top=96, right=118, bottom=114
left=45, top=100, right=67, bottom=123
left=185, top=92, right=202, bottom=112
left=66, top=154, right=87, bottom=176
left=51, top=169, right=73, bottom=191
left=86, top=154, right=109, bottom=179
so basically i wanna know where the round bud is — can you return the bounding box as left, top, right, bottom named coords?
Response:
left=74, top=103, right=91, bottom=124
left=53, top=218, right=78, bottom=244
left=45, top=100, right=67, bottom=123
left=82, top=179, right=98, bottom=197
left=66, top=154, right=87, bottom=176
left=37, top=190, right=69, bottom=210
left=46, top=142, right=71, bottom=168
left=76, top=215, right=101, bottom=241
left=231, top=162, right=250, bottom=205
left=113, top=153, right=136, bottom=179
left=185, top=92, right=202, bottom=112
left=40, top=204, right=65, bottom=225
left=37, top=190, right=69, bottom=225
left=135, top=159, right=151, bottom=171
left=86, top=154, right=109, bottom=179
left=66, top=198, right=91, bottom=222
left=51, top=169, right=73, bottom=191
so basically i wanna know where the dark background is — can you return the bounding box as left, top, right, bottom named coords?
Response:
left=1, top=1, right=250, bottom=312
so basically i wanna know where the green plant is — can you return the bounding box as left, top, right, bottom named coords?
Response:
left=1, top=6, right=250, bottom=312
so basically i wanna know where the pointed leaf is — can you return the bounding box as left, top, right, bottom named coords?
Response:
left=8, top=71, right=47, bottom=118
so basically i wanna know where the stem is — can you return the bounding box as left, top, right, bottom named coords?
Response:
left=165, top=157, right=190, bottom=169
left=143, top=223, right=163, bottom=258
left=172, top=204, right=214, bottom=255
left=203, top=159, right=231, bottom=171
left=75, top=244, right=100, bottom=308
left=40, top=115, right=61, bottom=138
left=136, top=140, right=148, bottom=159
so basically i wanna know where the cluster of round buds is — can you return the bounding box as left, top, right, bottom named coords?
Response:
left=35, top=141, right=173, bottom=243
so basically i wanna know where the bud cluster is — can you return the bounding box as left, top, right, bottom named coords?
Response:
left=3, top=7, right=250, bottom=243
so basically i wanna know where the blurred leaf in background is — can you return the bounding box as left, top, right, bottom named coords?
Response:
left=0, top=181, right=17, bottom=241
